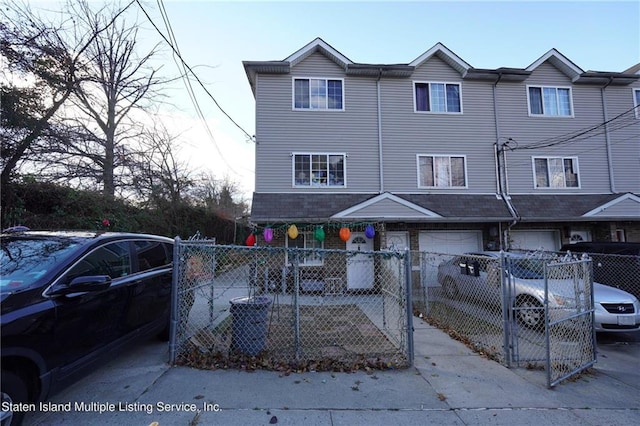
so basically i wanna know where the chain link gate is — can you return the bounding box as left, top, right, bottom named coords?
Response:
left=419, top=251, right=596, bottom=387
left=169, top=238, right=413, bottom=371
left=505, top=255, right=596, bottom=387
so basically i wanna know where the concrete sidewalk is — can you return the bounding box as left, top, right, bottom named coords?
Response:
left=27, top=318, right=640, bottom=425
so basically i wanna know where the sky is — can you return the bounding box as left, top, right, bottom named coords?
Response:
left=30, top=1, right=640, bottom=202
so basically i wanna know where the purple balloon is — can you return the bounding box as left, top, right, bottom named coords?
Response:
left=263, top=227, right=273, bottom=243
left=365, top=224, right=375, bottom=239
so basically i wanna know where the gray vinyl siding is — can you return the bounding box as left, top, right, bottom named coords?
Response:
left=254, top=51, right=637, bottom=197
left=380, top=56, right=498, bottom=193
left=602, top=84, right=640, bottom=194
left=495, top=62, right=612, bottom=194
left=344, top=198, right=425, bottom=218
left=254, top=52, right=380, bottom=193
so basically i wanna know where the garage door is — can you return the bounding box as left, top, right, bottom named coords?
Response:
left=419, top=231, right=482, bottom=254
left=510, top=230, right=559, bottom=251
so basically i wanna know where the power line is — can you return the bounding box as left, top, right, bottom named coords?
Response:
left=153, top=0, right=238, bottom=175
left=135, top=0, right=255, bottom=145
left=512, top=104, right=639, bottom=151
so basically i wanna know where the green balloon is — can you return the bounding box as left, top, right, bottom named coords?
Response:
left=314, top=226, right=325, bottom=242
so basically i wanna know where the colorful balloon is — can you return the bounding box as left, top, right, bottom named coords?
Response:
left=263, top=227, right=273, bottom=243
left=339, top=227, right=351, bottom=242
left=314, top=226, right=325, bottom=242
left=365, top=224, right=375, bottom=239
left=245, top=233, right=256, bottom=246
left=287, top=224, right=299, bottom=239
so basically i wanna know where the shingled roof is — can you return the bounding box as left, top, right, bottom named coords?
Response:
left=250, top=192, right=640, bottom=224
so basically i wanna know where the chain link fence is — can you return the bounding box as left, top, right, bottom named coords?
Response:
left=415, top=250, right=597, bottom=387
left=169, top=239, right=413, bottom=372
left=569, top=252, right=640, bottom=303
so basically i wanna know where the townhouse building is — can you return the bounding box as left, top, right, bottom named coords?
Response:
left=243, top=38, right=640, bottom=290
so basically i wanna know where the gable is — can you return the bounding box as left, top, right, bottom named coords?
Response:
left=289, top=51, right=348, bottom=76
left=285, top=37, right=352, bottom=69
left=332, top=193, right=441, bottom=220
left=526, top=49, right=583, bottom=81
left=409, top=43, right=470, bottom=76
left=583, top=193, right=640, bottom=218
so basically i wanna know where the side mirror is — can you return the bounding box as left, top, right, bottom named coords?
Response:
left=48, top=275, right=112, bottom=296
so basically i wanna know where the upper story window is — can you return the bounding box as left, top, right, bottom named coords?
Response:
left=293, top=78, right=343, bottom=110
left=418, top=155, right=467, bottom=188
left=287, top=232, right=324, bottom=266
left=533, top=157, right=579, bottom=188
left=293, top=153, right=345, bottom=187
left=414, top=82, right=462, bottom=113
left=528, top=86, right=573, bottom=117
left=634, top=89, right=640, bottom=118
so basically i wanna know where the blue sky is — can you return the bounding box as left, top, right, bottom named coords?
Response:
left=32, top=1, right=640, bottom=200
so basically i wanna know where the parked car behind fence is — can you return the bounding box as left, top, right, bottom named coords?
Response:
left=560, top=242, right=640, bottom=301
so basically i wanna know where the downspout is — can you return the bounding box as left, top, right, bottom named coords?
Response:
left=493, top=73, right=520, bottom=250
left=377, top=68, right=384, bottom=193
left=601, top=77, right=616, bottom=193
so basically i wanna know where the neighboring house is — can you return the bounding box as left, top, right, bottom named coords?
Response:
left=243, top=38, right=640, bottom=290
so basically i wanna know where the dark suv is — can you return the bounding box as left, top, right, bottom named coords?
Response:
left=1, top=230, right=174, bottom=425
left=560, top=242, right=640, bottom=300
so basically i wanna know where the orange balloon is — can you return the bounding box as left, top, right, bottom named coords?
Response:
left=339, top=227, right=351, bottom=242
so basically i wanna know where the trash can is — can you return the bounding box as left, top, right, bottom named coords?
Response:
left=229, top=296, right=272, bottom=356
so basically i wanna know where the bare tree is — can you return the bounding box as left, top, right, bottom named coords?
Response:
left=128, top=122, right=193, bottom=207
left=65, top=0, right=164, bottom=198
left=0, top=0, right=115, bottom=188
left=189, top=172, right=249, bottom=219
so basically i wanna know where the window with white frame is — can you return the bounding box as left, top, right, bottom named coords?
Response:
left=293, top=78, right=343, bottom=110
left=634, top=89, right=640, bottom=118
left=418, top=155, right=467, bottom=188
left=533, top=157, right=579, bottom=188
left=293, top=153, right=345, bottom=187
left=414, top=82, right=462, bottom=113
left=287, top=232, right=324, bottom=266
left=528, top=86, right=573, bottom=116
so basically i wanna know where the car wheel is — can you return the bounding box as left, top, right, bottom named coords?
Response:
left=1, top=370, right=29, bottom=426
left=442, top=277, right=458, bottom=299
left=515, top=296, right=544, bottom=330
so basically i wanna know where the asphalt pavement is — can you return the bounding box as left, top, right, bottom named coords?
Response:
left=26, top=318, right=640, bottom=426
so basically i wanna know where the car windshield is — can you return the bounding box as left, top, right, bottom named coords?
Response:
left=0, top=237, right=80, bottom=292
left=509, top=258, right=545, bottom=279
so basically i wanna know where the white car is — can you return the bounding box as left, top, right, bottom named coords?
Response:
left=437, top=251, right=640, bottom=332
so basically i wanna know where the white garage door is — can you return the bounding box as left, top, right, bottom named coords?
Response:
left=419, top=231, right=482, bottom=254
left=510, top=230, right=559, bottom=251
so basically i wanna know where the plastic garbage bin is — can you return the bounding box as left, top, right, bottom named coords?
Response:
left=229, top=296, right=272, bottom=356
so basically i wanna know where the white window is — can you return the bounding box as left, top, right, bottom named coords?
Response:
left=533, top=157, right=580, bottom=188
left=293, top=153, right=345, bottom=187
left=528, top=86, right=573, bottom=117
left=634, top=89, right=640, bottom=119
left=417, top=155, right=467, bottom=188
left=293, top=78, right=343, bottom=110
left=414, top=82, right=462, bottom=113
left=287, top=232, right=324, bottom=266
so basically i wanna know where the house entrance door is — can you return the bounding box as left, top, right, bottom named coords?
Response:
left=346, top=232, right=374, bottom=290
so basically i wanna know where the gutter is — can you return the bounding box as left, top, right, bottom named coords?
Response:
left=492, top=73, right=520, bottom=250
left=377, top=68, right=384, bottom=193
left=600, top=77, right=616, bottom=193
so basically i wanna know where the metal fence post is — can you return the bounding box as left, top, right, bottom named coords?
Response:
left=169, top=236, right=181, bottom=365
left=404, top=248, right=414, bottom=366
left=500, top=251, right=512, bottom=368
left=292, top=251, right=301, bottom=361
